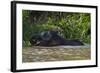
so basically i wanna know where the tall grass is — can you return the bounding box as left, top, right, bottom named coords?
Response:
left=22, top=10, right=91, bottom=47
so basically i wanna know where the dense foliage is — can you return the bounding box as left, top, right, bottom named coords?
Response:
left=22, top=10, right=91, bottom=47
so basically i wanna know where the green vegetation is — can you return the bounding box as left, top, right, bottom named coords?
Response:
left=22, top=10, right=91, bottom=47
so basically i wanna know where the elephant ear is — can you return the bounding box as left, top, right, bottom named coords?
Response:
left=40, top=31, right=52, bottom=41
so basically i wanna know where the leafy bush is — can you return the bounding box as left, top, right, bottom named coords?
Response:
left=22, top=10, right=91, bottom=47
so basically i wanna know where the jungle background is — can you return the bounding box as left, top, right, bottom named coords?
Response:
left=22, top=10, right=91, bottom=62
left=22, top=10, right=91, bottom=47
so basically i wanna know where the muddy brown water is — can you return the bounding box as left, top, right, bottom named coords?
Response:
left=22, top=45, right=91, bottom=63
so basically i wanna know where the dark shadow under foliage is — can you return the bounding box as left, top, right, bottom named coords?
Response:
left=30, top=30, right=84, bottom=46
